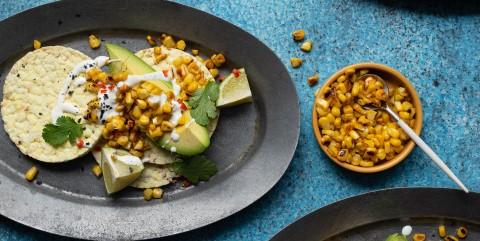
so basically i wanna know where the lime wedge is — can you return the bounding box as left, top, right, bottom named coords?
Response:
left=217, top=68, right=253, bottom=108
left=101, top=147, right=144, bottom=194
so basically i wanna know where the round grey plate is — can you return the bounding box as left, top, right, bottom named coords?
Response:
left=271, top=188, right=480, bottom=241
left=0, top=0, right=300, bottom=240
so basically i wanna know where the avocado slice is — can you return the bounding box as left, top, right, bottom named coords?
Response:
left=105, top=44, right=211, bottom=155
left=157, top=111, right=210, bottom=156
left=105, top=43, right=172, bottom=92
left=101, top=147, right=144, bottom=194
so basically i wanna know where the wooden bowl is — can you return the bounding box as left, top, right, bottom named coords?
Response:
left=312, top=63, right=423, bottom=173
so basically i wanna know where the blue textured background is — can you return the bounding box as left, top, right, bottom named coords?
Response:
left=1, top=0, right=479, bottom=240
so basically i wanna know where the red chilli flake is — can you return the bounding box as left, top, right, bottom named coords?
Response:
left=178, top=99, right=187, bottom=110
left=96, top=82, right=106, bottom=89
left=108, top=84, right=115, bottom=91
left=162, top=70, right=170, bottom=77
left=232, top=68, right=240, bottom=78
left=76, top=139, right=85, bottom=148
left=100, top=89, right=107, bottom=94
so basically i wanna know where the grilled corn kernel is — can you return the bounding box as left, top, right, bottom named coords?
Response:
left=399, top=111, right=410, bottom=120
left=138, top=115, right=150, bottom=126
left=162, top=36, right=176, bottom=48
left=132, top=106, right=142, bottom=119
left=153, top=46, right=162, bottom=55
left=290, top=58, right=302, bottom=68
left=176, top=40, right=186, bottom=50
left=457, top=226, right=468, bottom=238
left=33, top=39, right=42, bottom=49
left=161, top=121, right=174, bottom=132
left=91, top=164, right=102, bottom=177
left=152, top=188, right=164, bottom=199
left=155, top=54, right=167, bottom=64
left=88, top=35, right=101, bottom=49
left=148, top=127, right=163, bottom=138
left=134, top=140, right=144, bottom=150
left=412, top=233, right=426, bottom=241
left=331, top=106, right=341, bottom=117
left=359, top=160, right=374, bottom=167
left=209, top=68, right=219, bottom=78
left=187, top=82, right=198, bottom=93
left=183, top=73, right=195, bottom=84
left=25, top=166, right=38, bottom=182
left=113, top=71, right=128, bottom=82
left=212, top=53, right=226, bottom=67
left=111, top=117, right=125, bottom=130
left=143, top=188, right=153, bottom=201
left=136, top=99, right=148, bottom=110
left=191, top=49, right=199, bottom=55
left=117, top=136, right=129, bottom=146
left=390, top=138, right=401, bottom=147
left=146, top=35, right=157, bottom=46
left=444, top=235, right=459, bottom=241
left=137, top=88, right=149, bottom=100
left=292, top=29, right=305, bottom=41
left=162, top=103, right=172, bottom=114
left=307, top=74, right=319, bottom=86
left=318, top=117, right=331, bottom=130
left=300, top=41, right=313, bottom=52
left=204, top=59, right=215, bottom=69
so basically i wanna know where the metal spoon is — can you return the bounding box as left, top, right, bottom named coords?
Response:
left=359, top=74, right=469, bottom=193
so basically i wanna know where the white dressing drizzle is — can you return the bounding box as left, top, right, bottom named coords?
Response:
left=114, top=154, right=143, bottom=166
left=73, top=77, right=86, bottom=87
left=51, top=56, right=109, bottom=122
left=61, top=103, right=80, bottom=115
left=147, top=94, right=168, bottom=107
left=97, top=84, right=120, bottom=123
left=116, top=71, right=171, bottom=89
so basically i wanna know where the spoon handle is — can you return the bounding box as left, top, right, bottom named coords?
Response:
left=385, top=107, right=469, bottom=193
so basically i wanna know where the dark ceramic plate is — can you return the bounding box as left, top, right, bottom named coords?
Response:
left=270, top=188, right=480, bottom=241
left=0, top=0, right=299, bottom=240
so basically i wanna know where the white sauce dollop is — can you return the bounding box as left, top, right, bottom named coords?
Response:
left=171, top=129, right=180, bottom=142
left=401, top=225, right=412, bottom=236
left=51, top=56, right=109, bottom=122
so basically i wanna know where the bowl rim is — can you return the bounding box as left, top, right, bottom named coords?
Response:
left=311, top=62, right=423, bottom=173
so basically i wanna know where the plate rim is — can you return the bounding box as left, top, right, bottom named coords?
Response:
left=270, top=187, right=480, bottom=241
left=0, top=0, right=300, bottom=240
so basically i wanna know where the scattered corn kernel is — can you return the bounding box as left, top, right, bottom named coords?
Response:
left=25, top=166, right=38, bottom=182
left=212, top=53, right=226, bottom=67
left=412, top=233, right=426, bottom=241
left=91, top=164, right=102, bottom=177
left=300, top=40, right=313, bottom=52
left=162, top=35, right=176, bottom=48
left=307, top=73, right=319, bottom=86
left=290, top=58, right=302, bottom=68
left=444, top=235, right=459, bottom=241
left=176, top=40, right=186, bottom=50
left=33, top=39, right=42, bottom=49
left=143, top=188, right=153, bottom=201
left=152, top=188, right=164, bottom=199
left=209, top=68, right=219, bottom=78
left=191, top=49, right=199, bottom=55
left=292, top=29, right=305, bottom=41
left=438, top=225, right=447, bottom=237
left=456, top=226, right=468, bottom=238
left=146, top=35, right=156, bottom=46
left=88, top=35, right=101, bottom=49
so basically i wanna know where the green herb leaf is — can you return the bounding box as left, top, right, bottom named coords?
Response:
left=172, top=155, right=218, bottom=184
left=187, top=81, right=219, bottom=126
left=42, top=116, right=83, bottom=147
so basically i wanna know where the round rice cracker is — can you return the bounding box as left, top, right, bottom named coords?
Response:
left=135, top=47, right=219, bottom=165
left=1, top=46, right=102, bottom=163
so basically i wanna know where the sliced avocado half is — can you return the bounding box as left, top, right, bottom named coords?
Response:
left=105, top=43, right=172, bottom=92
left=101, top=147, right=144, bottom=194
left=105, top=43, right=211, bottom=155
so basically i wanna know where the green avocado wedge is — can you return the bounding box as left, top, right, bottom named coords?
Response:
left=105, top=43, right=210, bottom=155
left=105, top=43, right=172, bottom=91
left=101, top=147, right=144, bottom=194
left=157, top=111, right=210, bottom=156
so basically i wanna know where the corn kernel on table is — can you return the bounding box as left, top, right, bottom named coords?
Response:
left=1, top=0, right=479, bottom=240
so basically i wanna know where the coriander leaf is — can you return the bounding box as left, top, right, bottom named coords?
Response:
left=172, top=155, right=218, bottom=184
left=56, top=116, right=83, bottom=143
left=42, top=124, right=70, bottom=147
left=187, top=81, right=219, bottom=126
left=41, top=116, right=83, bottom=147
